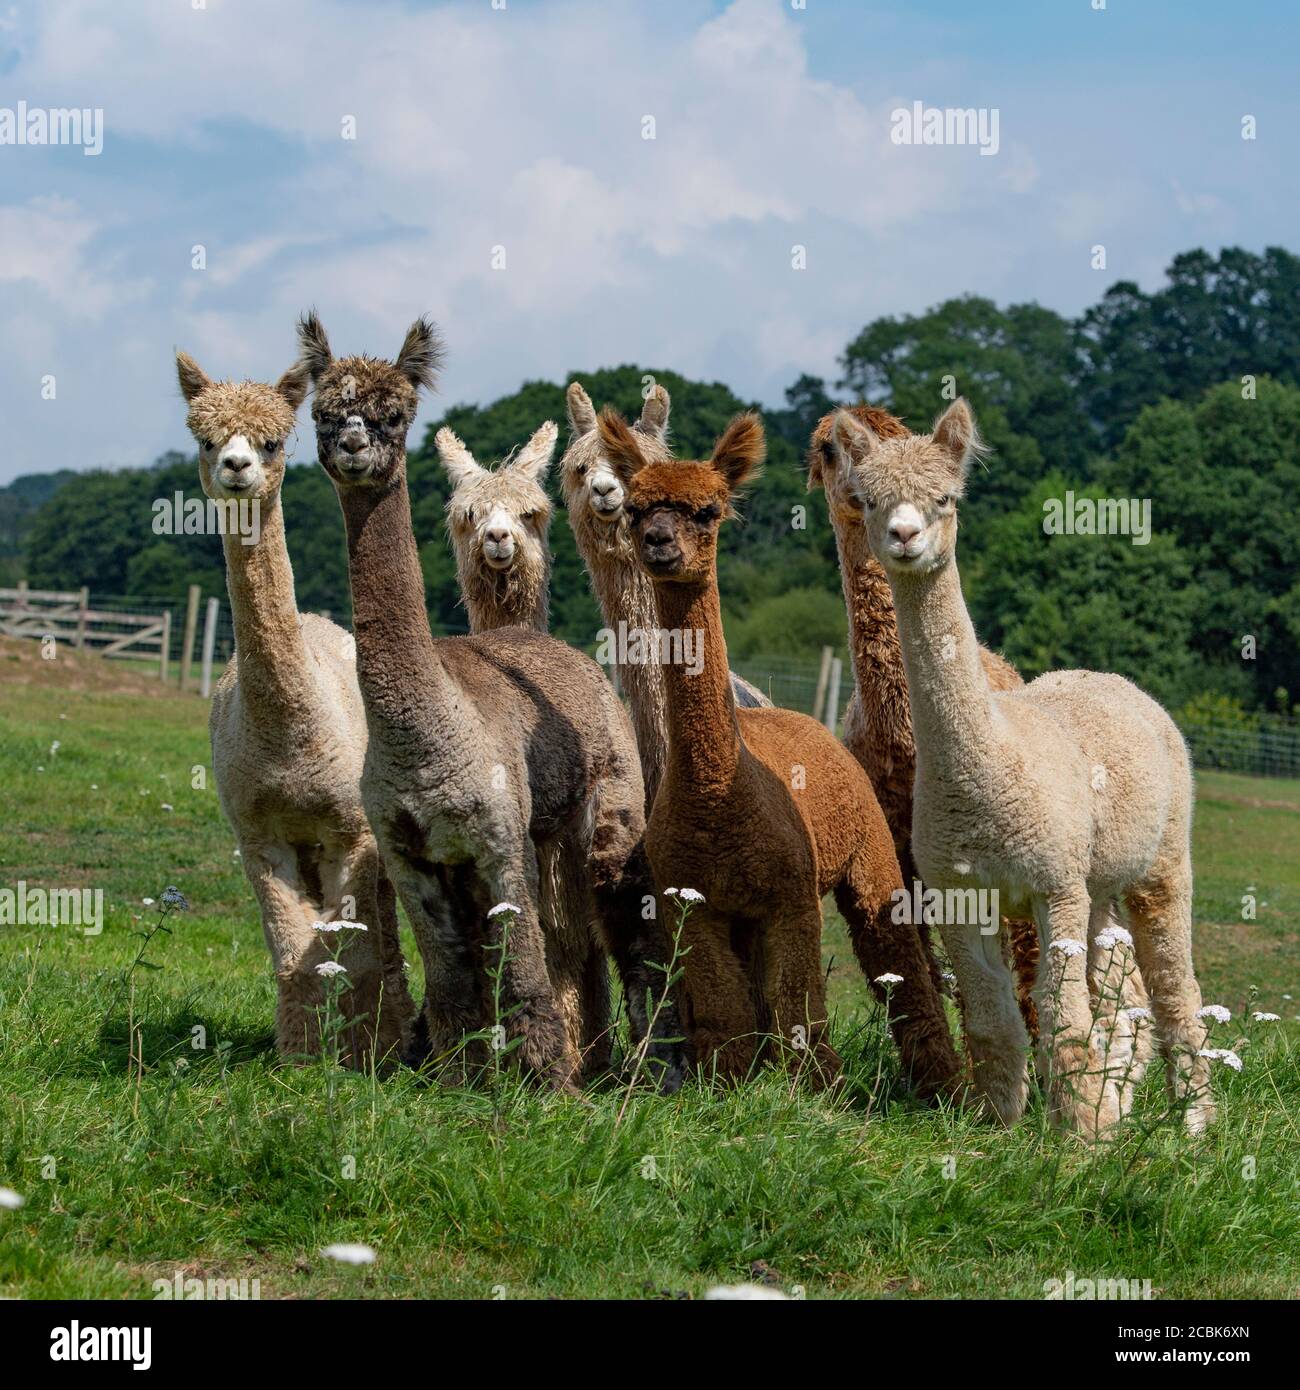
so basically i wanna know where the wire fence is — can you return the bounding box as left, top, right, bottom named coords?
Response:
left=9, top=588, right=1300, bottom=781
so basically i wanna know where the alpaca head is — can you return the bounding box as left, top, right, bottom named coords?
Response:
left=176, top=352, right=309, bottom=502
left=296, top=311, right=443, bottom=490
left=436, top=422, right=555, bottom=581
left=598, top=409, right=764, bottom=584
left=829, top=398, right=982, bottom=576
left=561, top=381, right=672, bottom=534
left=807, top=403, right=910, bottom=529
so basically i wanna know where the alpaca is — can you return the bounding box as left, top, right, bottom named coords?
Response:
left=596, top=407, right=961, bottom=1098
left=297, top=313, right=685, bottom=1092
left=809, top=407, right=1154, bottom=1076
left=175, top=351, right=415, bottom=1067
left=828, top=400, right=1212, bottom=1137
left=562, top=382, right=770, bottom=812
left=435, top=423, right=554, bottom=632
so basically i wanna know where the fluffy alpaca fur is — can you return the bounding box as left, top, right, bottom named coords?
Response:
left=299, top=313, right=685, bottom=1092
left=829, top=400, right=1213, bottom=1137
left=562, top=381, right=770, bottom=813
left=435, top=423, right=555, bottom=633
left=176, top=351, right=416, bottom=1067
left=598, top=407, right=961, bottom=1097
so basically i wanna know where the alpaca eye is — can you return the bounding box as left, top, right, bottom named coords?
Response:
left=937, top=493, right=951, bottom=507
left=860, top=495, right=876, bottom=511
left=694, top=505, right=720, bottom=524
left=466, top=507, right=475, bottom=524
left=265, top=439, right=281, bottom=454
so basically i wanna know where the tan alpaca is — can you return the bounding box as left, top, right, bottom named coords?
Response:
left=829, top=400, right=1212, bottom=1138
left=562, top=381, right=770, bottom=812
left=598, top=407, right=961, bottom=1098
left=297, top=314, right=685, bottom=1092
left=175, top=352, right=415, bottom=1067
left=435, top=423, right=555, bottom=632
left=809, top=406, right=1155, bottom=1069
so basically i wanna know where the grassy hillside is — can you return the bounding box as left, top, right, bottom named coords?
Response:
left=0, top=639, right=1296, bottom=1299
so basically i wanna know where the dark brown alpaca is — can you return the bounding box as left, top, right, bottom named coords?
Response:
left=298, top=312, right=685, bottom=1092
left=598, top=407, right=961, bottom=1098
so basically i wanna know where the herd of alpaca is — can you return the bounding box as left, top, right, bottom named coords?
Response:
left=175, top=314, right=1214, bottom=1140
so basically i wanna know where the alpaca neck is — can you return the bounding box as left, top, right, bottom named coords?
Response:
left=338, top=477, right=460, bottom=731
left=888, top=556, right=999, bottom=778
left=651, top=574, right=741, bottom=793
left=459, top=550, right=550, bottom=633
left=220, top=494, right=316, bottom=724
left=832, top=513, right=910, bottom=725
left=571, top=514, right=669, bottom=804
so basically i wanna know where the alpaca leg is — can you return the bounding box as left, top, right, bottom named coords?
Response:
left=1085, top=898, right=1141, bottom=1123
left=480, top=859, right=583, bottom=1093
left=835, top=844, right=962, bottom=1102
left=1004, top=915, right=1040, bottom=1043
left=896, top=843, right=952, bottom=1023
left=375, top=865, right=419, bottom=1060
left=940, top=922, right=1029, bottom=1124
left=1098, top=901, right=1156, bottom=1072
left=765, top=899, right=842, bottom=1090
left=588, top=781, right=688, bottom=1091
left=243, top=844, right=330, bottom=1060
left=577, top=944, right=613, bottom=1081
left=318, top=837, right=415, bottom=1069
left=676, top=907, right=759, bottom=1085
left=1124, top=854, right=1214, bottom=1134
left=1034, top=885, right=1114, bottom=1138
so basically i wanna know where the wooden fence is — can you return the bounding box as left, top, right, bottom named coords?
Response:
left=0, top=582, right=174, bottom=679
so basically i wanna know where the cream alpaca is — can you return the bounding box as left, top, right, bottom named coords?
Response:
left=436, top=423, right=554, bottom=632
left=176, top=351, right=415, bottom=1067
left=562, top=382, right=770, bottom=811
left=829, top=400, right=1212, bottom=1138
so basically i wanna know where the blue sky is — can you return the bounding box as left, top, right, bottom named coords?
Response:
left=1, top=0, right=1296, bottom=484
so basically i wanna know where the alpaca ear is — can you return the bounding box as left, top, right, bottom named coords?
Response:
left=710, top=413, right=765, bottom=491
left=395, top=316, right=445, bottom=393
left=434, top=427, right=484, bottom=489
left=296, top=311, right=333, bottom=382
left=931, top=397, right=980, bottom=477
left=176, top=351, right=211, bottom=404
left=566, top=381, right=597, bottom=435
left=637, top=383, right=670, bottom=441
left=512, top=421, right=558, bottom=482
left=275, top=360, right=311, bottom=411
left=596, top=408, right=649, bottom=481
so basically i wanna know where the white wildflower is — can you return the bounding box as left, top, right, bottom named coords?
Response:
left=141, top=897, right=155, bottom=907
left=1198, top=1048, right=1243, bottom=1072
left=320, top=1243, right=376, bottom=1265
left=1095, top=925, right=1134, bottom=949
left=875, top=972, right=904, bottom=985
left=0, top=1188, right=25, bottom=1210
left=316, top=961, right=348, bottom=978
left=487, top=902, right=522, bottom=918
left=1124, top=1007, right=1152, bottom=1022
left=160, top=803, right=174, bottom=812
left=313, top=920, right=369, bottom=933
left=1252, top=1011, right=1280, bottom=1022
left=49, top=740, right=60, bottom=754
left=1047, top=939, right=1087, bottom=957
left=1197, top=1004, right=1231, bottom=1024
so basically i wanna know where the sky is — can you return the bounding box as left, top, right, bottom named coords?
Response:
left=0, top=0, right=1296, bottom=484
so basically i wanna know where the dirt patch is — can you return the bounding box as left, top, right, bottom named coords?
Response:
left=0, top=636, right=190, bottom=700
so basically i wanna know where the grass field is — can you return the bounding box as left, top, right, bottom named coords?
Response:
left=1, top=636, right=1297, bottom=1300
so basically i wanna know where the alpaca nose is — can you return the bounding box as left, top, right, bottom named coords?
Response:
left=485, top=525, right=512, bottom=546
left=224, top=454, right=252, bottom=473
left=592, top=477, right=615, bottom=496
left=644, top=521, right=674, bottom=547
left=341, top=434, right=367, bottom=455
left=889, top=519, right=921, bottom=545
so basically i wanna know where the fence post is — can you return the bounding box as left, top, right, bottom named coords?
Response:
left=180, top=584, right=201, bottom=691
left=75, top=586, right=89, bottom=648
left=160, top=609, right=171, bottom=683
left=824, top=657, right=842, bottom=733
left=200, top=597, right=219, bottom=698
left=812, top=646, right=833, bottom=723
left=16, top=578, right=28, bottom=609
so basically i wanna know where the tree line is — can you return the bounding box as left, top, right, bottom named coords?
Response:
left=9, top=245, right=1300, bottom=716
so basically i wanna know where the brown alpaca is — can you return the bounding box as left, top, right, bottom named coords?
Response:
left=297, top=313, right=685, bottom=1092
left=175, top=351, right=415, bottom=1068
left=435, top=423, right=554, bottom=632
left=597, top=407, right=961, bottom=1097
left=808, top=405, right=1040, bottom=1034
left=561, top=381, right=770, bottom=813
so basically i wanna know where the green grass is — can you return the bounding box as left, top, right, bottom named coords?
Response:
left=1, top=639, right=1297, bottom=1300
